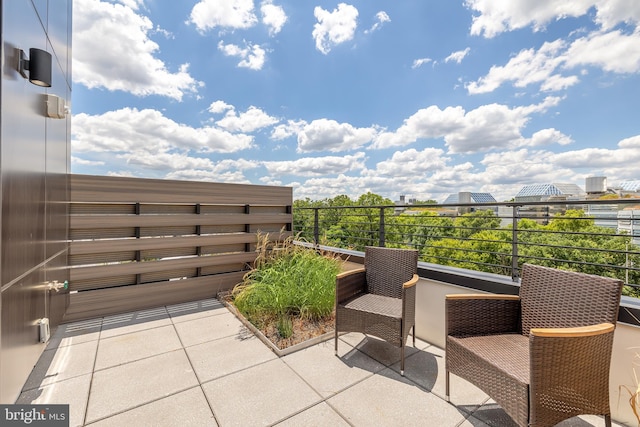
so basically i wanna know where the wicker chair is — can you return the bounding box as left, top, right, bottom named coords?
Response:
left=446, top=263, right=623, bottom=427
left=335, top=246, right=419, bottom=375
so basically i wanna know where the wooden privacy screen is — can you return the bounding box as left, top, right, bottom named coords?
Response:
left=65, top=174, right=293, bottom=322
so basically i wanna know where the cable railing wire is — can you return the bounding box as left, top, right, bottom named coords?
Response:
left=294, top=199, right=640, bottom=295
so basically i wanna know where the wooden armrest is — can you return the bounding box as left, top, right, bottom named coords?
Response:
left=446, top=293, right=520, bottom=300
left=403, top=274, right=419, bottom=288
left=530, top=323, right=614, bottom=337
left=336, top=267, right=365, bottom=280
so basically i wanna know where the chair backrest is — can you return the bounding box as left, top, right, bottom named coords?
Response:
left=364, top=246, right=418, bottom=298
left=519, top=263, right=623, bottom=335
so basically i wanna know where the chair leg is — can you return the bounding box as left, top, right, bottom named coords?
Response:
left=400, top=344, right=405, bottom=376
left=604, top=414, right=611, bottom=427
left=412, top=325, right=416, bottom=347
left=445, top=370, right=450, bottom=402
left=334, top=328, right=338, bottom=356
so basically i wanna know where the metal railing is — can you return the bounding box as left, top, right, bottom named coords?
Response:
left=294, top=198, right=640, bottom=296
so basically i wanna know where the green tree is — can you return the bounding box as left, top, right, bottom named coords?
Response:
left=454, top=210, right=501, bottom=239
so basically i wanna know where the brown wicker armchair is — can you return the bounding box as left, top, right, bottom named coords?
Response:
left=335, top=246, right=419, bottom=375
left=446, top=263, right=623, bottom=427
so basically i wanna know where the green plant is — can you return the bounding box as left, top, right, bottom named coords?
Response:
left=231, top=232, right=342, bottom=327
left=276, top=315, right=293, bottom=339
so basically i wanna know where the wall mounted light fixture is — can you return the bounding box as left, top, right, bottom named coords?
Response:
left=17, top=48, right=52, bottom=87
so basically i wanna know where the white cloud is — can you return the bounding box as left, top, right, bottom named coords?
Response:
left=466, top=39, right=573, bottom=94
left=208, top=100, right=234, bottom=114
left=297, top=119, right=378, bottom=152
left=618, top=135, right=640, bottom=148
left=293, top=174, right=394, bottom=200
left=365, top=11, right=390, bottom=34
left=118, top=0, right=144, bottom=11
left=271, top=120, right=308, bottom=140
left=467, top=28, right=640, bottom=94
left=594, top=0, right=640, bottom=29
left=312, top=3, right=359, bottom=54
left=73, top=0, right=201, bottom=101
left=412, top=58, right=432, bottom=69
left=165, top=159, right=259, bottom=183
left=189, top=0, right=257, bottom=32
left=466, top=0, right=592, bottom=38
left=72, top=108, right=254, bottom=154
left=564, top=29, right=640, bottom=73
left=290, top=132, right=640, bottom=202
left=122, top=152, right=217, bottom=171
left=71, top=156, right=105, bottom=166
left=479, top=148, right=573, bottom=186
left=373, top=106, right=465, bottom=149
left=465, top=0, right=640, bottom=38
left=167, top=169, right=252, bottom=183
left=374, top=97, right=563, bottom=154
left=218, top=41, right=267, bottom=70
left=263, top=152, right=366, bottom=176
left=372, top=148, right=448, bottom=177
left=551, top=136, right=640, bottom=169
left=526, top=128, right=573, bottom=147
left=216, top=106, right=279, bottom=132
left=444, top=47, right=471, bottom=64
left=261, top=1, right=287, bottom=36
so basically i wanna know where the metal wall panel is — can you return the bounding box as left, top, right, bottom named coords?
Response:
left=0, top=267, right=46, bottom=405
left=0, top=0, right=71, bottom=403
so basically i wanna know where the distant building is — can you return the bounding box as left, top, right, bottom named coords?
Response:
left=442, top=192, right=496, bottom=204
left=442, top=192, right=497, bottom=215
left=618, top=209, right=640, bottom=246
left=616, top=180, right=640, bottom=197
left=514, top=183, right=586, bottom=203
left=394, top=195, right=413, bottom=214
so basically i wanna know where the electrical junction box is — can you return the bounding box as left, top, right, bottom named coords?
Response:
left=45, top=94, right=67, bottom=119
left=39, top=318, right=50, bottom=343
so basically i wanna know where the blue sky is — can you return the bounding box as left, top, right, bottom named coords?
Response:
left=71, top=0, right=640, bottom=202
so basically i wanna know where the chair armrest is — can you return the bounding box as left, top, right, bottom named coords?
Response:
left=530, top=323, right=614, bottom=337
left=446, top=294, right=520, bottom=300
left=403, top=274, right=419, bottom=289
left=336, top=267, right=366, bottom=304
left=446, top=294, right=521, bottom=337
left=529, top=322, right=616, bottom=420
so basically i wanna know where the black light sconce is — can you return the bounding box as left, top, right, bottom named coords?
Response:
left=17, top=48, right=52, bottom=87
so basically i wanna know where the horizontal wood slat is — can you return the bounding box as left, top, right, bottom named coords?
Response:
left=70, top=252, right=257, bottom=282
left=63, top=272, right=245, bottom=322
left=70, top=213, right=292, bottom=229
left=71, top=174, right=292, bottom=205
left=65, top=175, right=292, bottom=322
left=69, top=233, right=275, bottom=255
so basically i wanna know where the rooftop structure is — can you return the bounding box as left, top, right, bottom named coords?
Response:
left=442, top=192, right=496, bottom=204
left=618, top=180, right=640, bottom=193
left=514, top=183, right=586, bottom=202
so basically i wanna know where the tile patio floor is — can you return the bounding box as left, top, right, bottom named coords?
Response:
left=17, top=298, right=626, bottom=427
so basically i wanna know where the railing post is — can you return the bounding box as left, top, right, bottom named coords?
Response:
left=313, top=208, right=319, bottom=247
left=196, top=203, right=202, bottom=277
left=511, top=205, right=519, bottom=282
left=286, top=205, right=292, bottom=232
left=135, top=202, right=141, bottom=285
left=379, top=207, right=385, bottom=247
left=245, top=204, right=251, bottom=252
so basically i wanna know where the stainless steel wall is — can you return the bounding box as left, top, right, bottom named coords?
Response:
left=0, top=0, right=71, bottom=403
